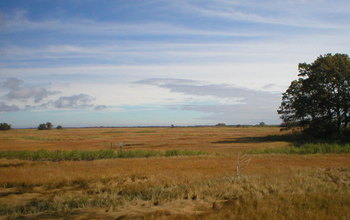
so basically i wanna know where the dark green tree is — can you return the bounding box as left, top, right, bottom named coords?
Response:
left=258, top=122, right=266, bottom=126
left=0, top=123, right=11, bottom=130
left=38, top=123, right=47, bottom=130
left=278, top=53, right=350, bottom=137
left=46, top=122, right=53, bottom=130
left=38, top=122, right=53, bottom=130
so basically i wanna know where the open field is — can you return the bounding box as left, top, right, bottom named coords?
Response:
left=0, top=127, right=349, bottom=219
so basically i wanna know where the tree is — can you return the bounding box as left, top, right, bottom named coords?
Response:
left=258, top=122, right=266, bottom=127
left=0, top=123, right=11, bottom=130
left=216, top=123, right=226, bottom=126
left=38, top=122, right=53, bottom=130
left=56, top=125, right=63, bottom=129
left=278, top=53, right=350, bottom=137
left=38, top=123, right=47, bottom=130
left=46, top=122, right=53, bottom=130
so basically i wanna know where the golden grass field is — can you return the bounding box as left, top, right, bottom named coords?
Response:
left=0, top=126, right=349, bottom=219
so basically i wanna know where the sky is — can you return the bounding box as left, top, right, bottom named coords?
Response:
left=1, top=0, right=350, bottom=128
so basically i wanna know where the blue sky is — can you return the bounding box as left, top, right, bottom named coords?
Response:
left=1, top=0, right=350, bottom=127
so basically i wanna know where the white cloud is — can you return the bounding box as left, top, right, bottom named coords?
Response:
left=0, top=77, right=58, bottom=103
left=1, top=0, right=349, bottom=126
left=53, top=94, right=95, bottom=109
left=137, top=78, right=281, bottom=124
left=94, top=105, right=107, bottom=111
left=0, top=101, right=20, bottom=112
left=1, top=78, right=23, bottom=90
left=168, top=0, right=350, bottom=29
left=0, top=62, right=298, bottom=92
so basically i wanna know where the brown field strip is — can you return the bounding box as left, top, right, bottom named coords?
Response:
left=0, top=127, right=286, bottom=152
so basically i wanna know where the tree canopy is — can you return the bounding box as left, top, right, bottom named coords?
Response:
left=38, top=122, right=53, bottom=130
left=278, top=53, right=350, bottom=137
left=0, top=123, right=11, bottom=130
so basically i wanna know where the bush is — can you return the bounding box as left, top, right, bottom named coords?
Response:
left=0, top=123, right=11, bottom=130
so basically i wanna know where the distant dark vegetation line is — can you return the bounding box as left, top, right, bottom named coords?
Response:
left=0, top=149, right=209, bottom=161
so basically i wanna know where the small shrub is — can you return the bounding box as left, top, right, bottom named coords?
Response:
left=56, top=125, right=63, bottom=129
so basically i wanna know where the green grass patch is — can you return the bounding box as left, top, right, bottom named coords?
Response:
left=118, top=150, right=162, bottom=158
left=0, top=149, right=116, bottom=161
left=164, top=149, right=209, bottom=156
left=0, top=149, right=209, bottom=161
left=249, top=143, right=350, bottom=154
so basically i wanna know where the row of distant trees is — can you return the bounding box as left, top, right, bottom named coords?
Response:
left=215, top=122, right=267, bottom=127
left=0, top=122, right=62, bottom=130
left=2, top=122, right=270, bottom=130
left=38, top=122, right=62, bottom=130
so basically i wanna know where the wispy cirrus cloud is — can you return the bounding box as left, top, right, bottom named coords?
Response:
left=1, top=10, right=265, bottom=37
left=1, top=0, right=349, bottom=126
left=168, top=0, right=350, bottom=29
left=1, top=3, right=349, bottom=74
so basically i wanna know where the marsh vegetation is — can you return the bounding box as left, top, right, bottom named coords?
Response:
left=0, top=127, right=349, bottom=219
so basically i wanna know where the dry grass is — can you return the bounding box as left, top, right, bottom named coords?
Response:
left=0, top=127, right=349, bottom=219
left=0, top=127, right=286, bottom=153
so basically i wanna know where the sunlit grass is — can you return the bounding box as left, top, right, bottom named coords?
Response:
left=1, top=168, right=349, bottom=219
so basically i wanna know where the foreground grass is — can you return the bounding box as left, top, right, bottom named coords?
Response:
left=0, top=167, right=349, bottom=219
left=249, top=143, right=350, bottom=154
left=0, top=149, right=209, bottom=161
